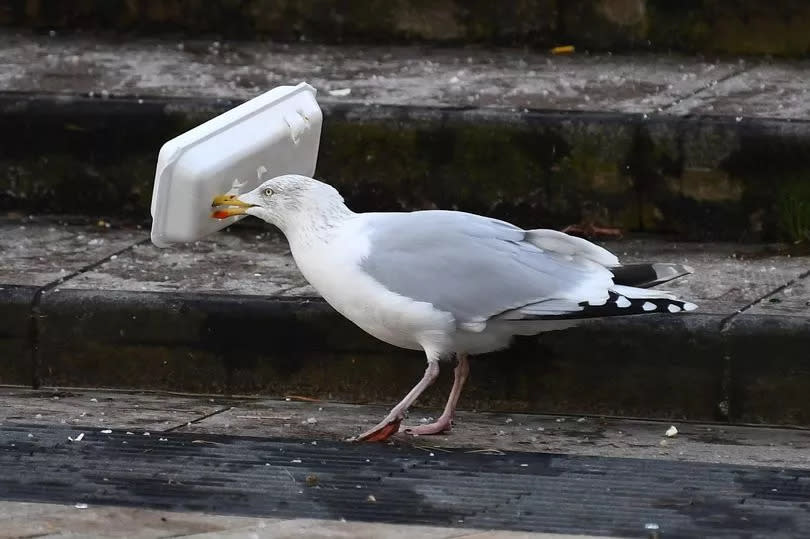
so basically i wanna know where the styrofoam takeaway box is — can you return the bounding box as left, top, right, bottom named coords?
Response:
left=150, top=82, right=322, bottom=247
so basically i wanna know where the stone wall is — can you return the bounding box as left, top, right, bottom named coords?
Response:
left=3, top=0, right=810, bottom=56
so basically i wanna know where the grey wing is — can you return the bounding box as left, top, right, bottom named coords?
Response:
left=359, top=211, right=617, bottom=327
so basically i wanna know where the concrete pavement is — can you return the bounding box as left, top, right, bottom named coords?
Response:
left=0, top=501, right=596, bottom=539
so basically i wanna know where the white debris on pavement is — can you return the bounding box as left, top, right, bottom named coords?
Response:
left=665, top=426, right=678, bottom=437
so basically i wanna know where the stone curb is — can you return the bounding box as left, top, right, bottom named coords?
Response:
left=2, top=284, right=809, bottom=426
left=3, top=93, right=810, bottom=241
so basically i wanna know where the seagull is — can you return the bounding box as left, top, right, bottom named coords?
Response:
left=212, top=175, right=696, bottom=442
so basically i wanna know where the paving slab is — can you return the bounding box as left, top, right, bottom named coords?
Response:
left=0, top=32, right=745, bottom=114
left=667, top=64, right=810, bottom=120
left=744, top=263, right=810, bottom=318
left=0, top=501, right=601, bottom=539
left=3, top=389, right=809, bottom=471
left=62, top=227, right=313, bottom=296
left=0, top=387, right=226, bottom=432
left=0, top=219, right=145, bottom=287
left=185, top=518, right=588, bottom=539
left=0, top=501, right=269, bottom=539
left=2, top=32, right=808, bottom=120
left=180, top=399, right=810, bottom=470
left=3, top=222, right=806, bottom=316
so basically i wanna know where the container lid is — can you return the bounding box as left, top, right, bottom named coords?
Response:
left=150, top=82, right=322, bottom=247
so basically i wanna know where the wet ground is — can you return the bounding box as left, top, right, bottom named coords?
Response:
left=1, top=387, right=809, bottom=538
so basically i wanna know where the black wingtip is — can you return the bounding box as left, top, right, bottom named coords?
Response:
left=509, top=292, right=698, bottom=321
left=573, top=292, right=698, bottom=319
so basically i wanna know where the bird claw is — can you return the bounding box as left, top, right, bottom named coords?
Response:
left=351, top=416, right=404, bottom=442
left=403, top=419, right=453, bottom=436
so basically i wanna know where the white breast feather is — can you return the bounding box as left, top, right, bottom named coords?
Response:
left=289, top=218, right=455, bottom=352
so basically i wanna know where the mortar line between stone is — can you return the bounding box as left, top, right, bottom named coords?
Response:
left=163, top=406, right=234, bottom=432
left=273, top=283, right=309, bottom=296
left=658, top=64, right=750, bottom=113
left=719, top=268, right=810, bottom=332
left=28, top=237, right=151, bottom=389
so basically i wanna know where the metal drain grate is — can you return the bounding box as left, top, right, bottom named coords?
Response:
left=2, top=424, right=809, bottom=538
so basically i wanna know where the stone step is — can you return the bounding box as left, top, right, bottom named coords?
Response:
left=4, top=387, right=809, bottom=468
left=2, top=33, right=810, bottom=241
left=2, top=395, right=810, bottom=537
left=3, top=0, right=810, bottom=56
left=2, top=218, right=809, bottom=426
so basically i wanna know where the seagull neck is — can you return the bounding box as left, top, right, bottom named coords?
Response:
left=282, top=200, right=355, bottom=247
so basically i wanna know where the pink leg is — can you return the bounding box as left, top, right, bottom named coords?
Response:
left=405, top=353, right=470, bottom=436
left=353, top=361, right=440, bottom=442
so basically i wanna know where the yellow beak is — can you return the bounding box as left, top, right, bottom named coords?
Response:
left=211, top=193, right=253, bottom=219
left=211, top=194, right=252, bottom=208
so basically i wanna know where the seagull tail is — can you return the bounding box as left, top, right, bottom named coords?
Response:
left=610, top=263, right=693, bottom=289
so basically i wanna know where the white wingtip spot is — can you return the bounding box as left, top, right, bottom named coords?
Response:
left=683, top=265, right=695, bottom=274
left=642, top=301, right=657, bottom=312
left=616, top=296, right=631, bottom=308
left=683, top=302, right=698, bottom=312
left=667, top=304, right=681, bottom=313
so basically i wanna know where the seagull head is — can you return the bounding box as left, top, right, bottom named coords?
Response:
left=211, top=174, right=347, bottom=231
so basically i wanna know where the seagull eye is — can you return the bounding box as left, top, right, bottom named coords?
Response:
left=263, top=188, right=273, bottom=197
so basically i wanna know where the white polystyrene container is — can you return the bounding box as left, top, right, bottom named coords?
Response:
left=150, top=82, right=322, bottom=247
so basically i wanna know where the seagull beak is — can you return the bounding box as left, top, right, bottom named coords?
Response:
left=211, top=194, right=253, bottom=219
